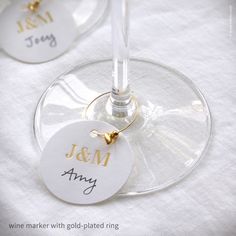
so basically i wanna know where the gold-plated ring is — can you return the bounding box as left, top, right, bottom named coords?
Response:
left=84, top=92, right=139, bottom=145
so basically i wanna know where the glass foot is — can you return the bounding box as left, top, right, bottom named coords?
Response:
left=34, top=59, right=212, bottom=196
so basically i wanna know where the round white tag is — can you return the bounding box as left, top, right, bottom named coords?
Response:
left=0, top=0, right=77, bottom=63
left=40, top=121, right=134, bottom=204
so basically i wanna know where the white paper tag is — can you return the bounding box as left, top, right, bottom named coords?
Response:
left=0, top=0, right=77, bottom=63
left=40, top=121, right=134, bottom=204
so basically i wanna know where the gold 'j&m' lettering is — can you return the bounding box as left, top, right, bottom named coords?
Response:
left=17, top=11, right=54, bottom=33
left=65, top=145, right=111, bottom=167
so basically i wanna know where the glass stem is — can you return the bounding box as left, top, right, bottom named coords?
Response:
left=107, top=0, right=134, bottom=117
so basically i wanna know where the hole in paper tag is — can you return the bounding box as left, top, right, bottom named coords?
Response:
left=0, top=0, right=77, bottom=63
left=40, top=121, right=134, bottom=204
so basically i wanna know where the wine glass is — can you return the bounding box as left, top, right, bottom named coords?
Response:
left=34, top=0, right=211, bottom=195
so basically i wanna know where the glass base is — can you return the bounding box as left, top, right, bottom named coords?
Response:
left=34, top=59, right=212, bottom=196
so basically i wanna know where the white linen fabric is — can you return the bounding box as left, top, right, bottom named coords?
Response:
left=0, top=0, right=236, bottom=235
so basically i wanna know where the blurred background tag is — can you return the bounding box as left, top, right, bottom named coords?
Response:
left=0, top=0, right=108, bottom=63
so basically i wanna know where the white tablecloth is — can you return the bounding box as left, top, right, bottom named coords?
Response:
left=0, top=0, right=235, bottom=235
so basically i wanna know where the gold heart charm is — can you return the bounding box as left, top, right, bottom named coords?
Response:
left=27, top=0, right=41, bottom=13
left=104, top=131, right=119, bottom=145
